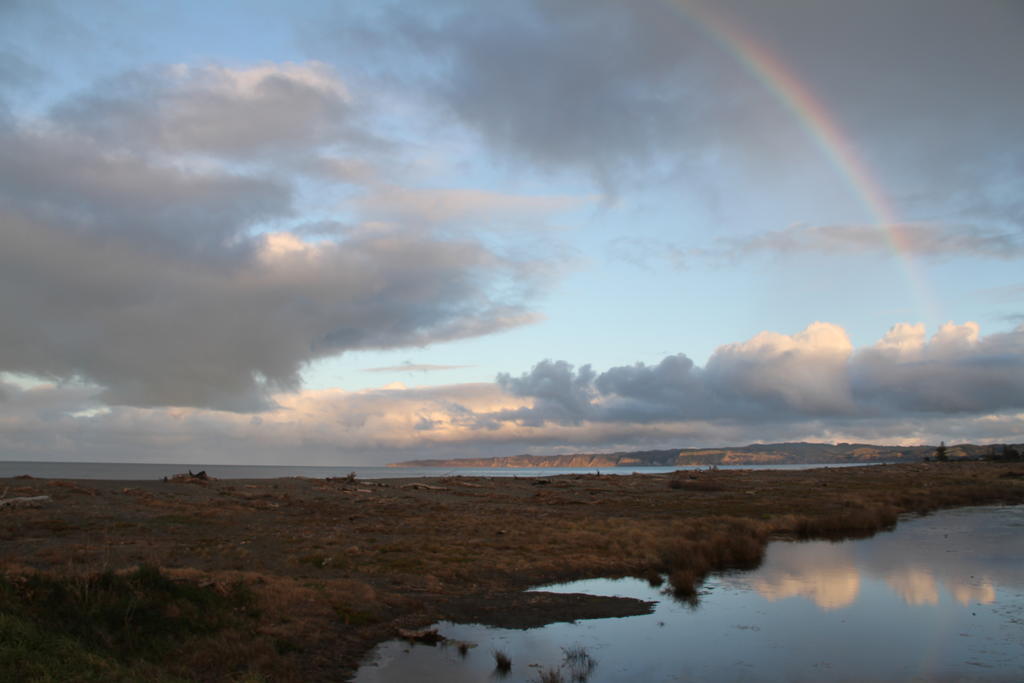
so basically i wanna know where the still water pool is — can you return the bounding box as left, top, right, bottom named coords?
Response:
left=355, top=505, right=1024, bottom=682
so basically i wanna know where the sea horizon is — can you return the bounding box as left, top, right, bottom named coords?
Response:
left=0, top=460, right=881, bottom=481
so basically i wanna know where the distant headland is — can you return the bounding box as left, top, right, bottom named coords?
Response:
left=388, top=442, right=1021, bottom=468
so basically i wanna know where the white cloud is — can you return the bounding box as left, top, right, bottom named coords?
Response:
left=704, top=322, right=855, bottom=415
left=487, top=321, right=1024, bottom=428
left=850, top=321, right=1024, bottom=414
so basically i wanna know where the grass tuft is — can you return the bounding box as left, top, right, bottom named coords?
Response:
left=562, top=645, right=597, bottom=682
left=493, top=648, right=512, bottom=673
left=537, top=667, right=565, bottom=683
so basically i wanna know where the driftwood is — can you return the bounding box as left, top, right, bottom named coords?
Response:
left=0, top=495, right=51, bottom=509
left=164, top=470, right=212, bottom=484
left=399, top=483, right=448, bottom=491
left=445, top=480, right=487, bottom=488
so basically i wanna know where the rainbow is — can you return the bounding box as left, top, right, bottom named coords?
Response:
left=670, top=0, right=936, bottom=321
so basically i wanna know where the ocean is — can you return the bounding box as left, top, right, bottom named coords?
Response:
left=0, top=460, right=876, bottom=481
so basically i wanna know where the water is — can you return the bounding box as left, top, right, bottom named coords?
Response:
left=355, top=505, right=1024, bottom=682
left=0, top=460, right=873, bottom=480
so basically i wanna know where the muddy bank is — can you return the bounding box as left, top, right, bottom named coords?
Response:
left=1, top=462, right=1022, bottom=680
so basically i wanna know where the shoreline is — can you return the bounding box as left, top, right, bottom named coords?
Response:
left=2, top=462, right=1023, bottom=681
left=0, top=460, right=890, bottom=481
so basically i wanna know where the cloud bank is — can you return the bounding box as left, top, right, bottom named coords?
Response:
left=4, top=322, right=1023, bottom=464
left=493, top=322, right=1024, bottom=427
left=0, top=61, right=552, bottom=410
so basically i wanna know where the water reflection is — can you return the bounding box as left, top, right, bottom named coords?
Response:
left=745, top=543, right=861, bottom=609
left=355, top=506, right=1024, bottom=682
left=884, top=567, right=941, bottom=605
left=730, top=505, right=1017, bottom=612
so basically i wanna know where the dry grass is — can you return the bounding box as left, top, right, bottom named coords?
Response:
left=793, top=503, right=900, bottom=540
left=0, top=461, right=1021, bottom=681
left=668, top=473, right=726, bottom=492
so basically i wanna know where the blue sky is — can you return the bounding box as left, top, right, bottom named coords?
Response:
left=2, top=0, right=1023, bottom=464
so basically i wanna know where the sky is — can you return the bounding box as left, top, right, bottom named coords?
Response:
left=1, top=0, right=1023, bottom=465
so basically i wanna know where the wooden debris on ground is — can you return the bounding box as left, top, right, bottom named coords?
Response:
left=0, top=488, right=51, bottom=509
left=165, top=470, right=212, bottom=484
left=399, top=483, right=448, bottom=491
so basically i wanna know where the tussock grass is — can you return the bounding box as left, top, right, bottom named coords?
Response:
left=493, top=648, right=512, bottom=673
left=793, top=504, right=900, bottom=540
left=655, top=518, right=769, bottom=598
left=641, top=568, right=664, bottom=586
left=537, top=668, right=564, bottom=683
left=562, top=645, right=597, bottom=682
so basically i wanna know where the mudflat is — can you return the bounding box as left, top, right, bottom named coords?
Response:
left=2, top=462, right=1022, bottom=681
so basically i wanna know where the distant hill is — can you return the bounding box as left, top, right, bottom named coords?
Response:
left=387, top=442, right=1011, bottom=468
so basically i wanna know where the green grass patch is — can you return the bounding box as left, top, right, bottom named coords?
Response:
left=0, top=565, right=258, bottom=681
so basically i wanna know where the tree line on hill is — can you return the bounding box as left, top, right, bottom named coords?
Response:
left=931, top=441, right=1023, bottom=462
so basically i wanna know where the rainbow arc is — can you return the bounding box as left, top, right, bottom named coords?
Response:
left=672, top=0, right=936, bottom=322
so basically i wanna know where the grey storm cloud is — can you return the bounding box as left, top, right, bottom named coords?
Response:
left=3, top=366, right=1023, bottom=466
left=50, top=62, right=380, bottom=162
left=1, top=208, right=538, bottom=410
left=0, top=124, right=291, bottom=255
left=352, top=0, right=1024, bottom=218
left=0, top=64, right=546, bottom=411
left=497, top=360, right=598, bottom=425
left=377, top=0, right=702, bottom=188
left=850, top=324, right=1024, bottom=415
left=490, top=323, right=1024, bottom=427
